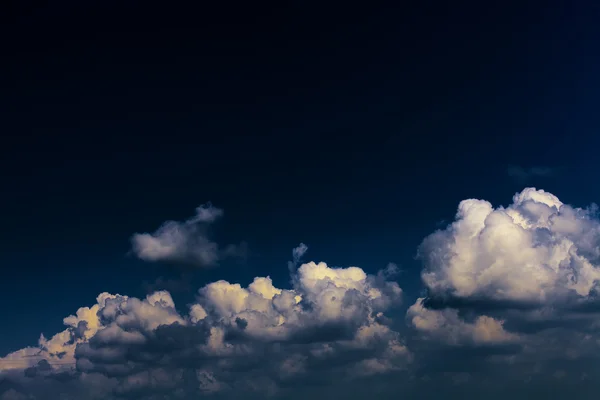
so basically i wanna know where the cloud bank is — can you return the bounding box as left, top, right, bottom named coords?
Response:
left=6, top=188, right=600, bottom=399
left=1, top=261, right=408, bottom=399
left=287, top=243, right=308, bottom=273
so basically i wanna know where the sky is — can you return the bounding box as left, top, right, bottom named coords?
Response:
left=2, top=1, right=600, bottom=399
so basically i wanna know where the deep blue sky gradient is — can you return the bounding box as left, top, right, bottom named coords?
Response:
left=1, top=1, right=600, bottom=356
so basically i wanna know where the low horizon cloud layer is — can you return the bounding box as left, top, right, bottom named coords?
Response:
left=5, top=188, right=600, bottom=399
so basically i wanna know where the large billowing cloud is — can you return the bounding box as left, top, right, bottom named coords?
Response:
left=0, top=260, right=409, bottom=399
left=7, top=188, right=600, bottom=399
left=408, top=188, right=600, bottom=392
left=130, top=203, right=245, bottom=267
left=418, top=188, right=600, bottom=304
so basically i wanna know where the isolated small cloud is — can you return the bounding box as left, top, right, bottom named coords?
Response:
left=131, top=203, right=244, bottom=267
left=292, top=243, right=308, bottom=263
left=188, top=204, right=224, bottom=223
left=507, top=165, right=556, bottom=182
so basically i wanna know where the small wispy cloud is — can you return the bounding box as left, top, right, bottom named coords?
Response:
left=506, top=165, right=557, bottom=182
left=131, top=203, right=245, bottom=268
left=142, top=274, right=193, bottom=294
left=288, top=243, right=308, bottom=273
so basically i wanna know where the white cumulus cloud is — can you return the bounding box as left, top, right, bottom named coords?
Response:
left=9, top=188, right=600, bottom=399
left=409, top=187, right=600, bottom=376
left=418, top=187, right=600, bottom=304
left=0, top=260, right=410, bottom=399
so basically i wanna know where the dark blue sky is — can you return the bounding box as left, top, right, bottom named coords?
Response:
left=1, top=0, right=600, bottom=375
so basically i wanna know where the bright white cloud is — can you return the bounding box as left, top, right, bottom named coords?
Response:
left=398, top=188, right=600, bottom=398
left=409, top=186, right=600, bottom=372
left=419, top=187, right=600, bottom=304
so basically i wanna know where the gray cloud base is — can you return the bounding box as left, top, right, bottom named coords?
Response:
left=4, top=188, right=600, bottom=399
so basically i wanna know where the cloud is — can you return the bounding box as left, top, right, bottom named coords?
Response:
left=506, top=165, right=557, bottom=182
left=0, top=261, right=410, bottom=399
left=131, top=203, right=245, bottom=267
left=287, top=243, right=308, bottom=273
left=418, top=187, right=600, bottom=305
left=408, top=187, right=600, bottom=390
left=9, top=188, right=600, bottom=399
left=407, top=298, right=519, bottom=346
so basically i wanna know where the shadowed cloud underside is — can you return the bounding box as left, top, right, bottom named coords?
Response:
left=3, top=188, right=600, bottom=399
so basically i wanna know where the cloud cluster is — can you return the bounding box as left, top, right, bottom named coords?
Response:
left=6, top=188, right=600, bottom=399
left=0, top=261, right=409, bottom=399
left=408, top=187, right=600, bottom=384
left=130, top=203, right=244, bottom=267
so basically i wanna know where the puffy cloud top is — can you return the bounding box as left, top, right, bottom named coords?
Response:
left=8, top=188, right=600, bottom=399
left=0, top=261, right=409, bottom=399
left=419, top=188, right=600, bottom=304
